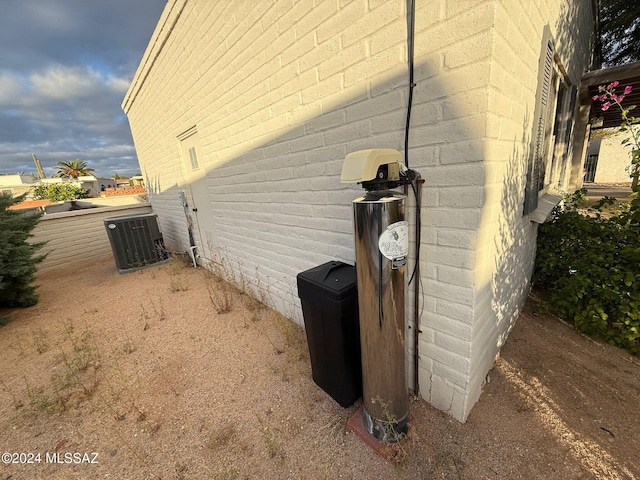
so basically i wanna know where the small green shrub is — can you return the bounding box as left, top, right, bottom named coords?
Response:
left=534, top=188, right=640, bottom=355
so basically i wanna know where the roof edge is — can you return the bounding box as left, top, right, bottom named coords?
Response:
left=581, top=60, right=640, bottom=86
left=122, top=0, right=187, bottom=114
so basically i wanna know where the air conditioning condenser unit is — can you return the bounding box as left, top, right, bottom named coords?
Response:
left=104, top=213, right=170, bottom=273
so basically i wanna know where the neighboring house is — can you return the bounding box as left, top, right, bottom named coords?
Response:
left=129, top=175, right=145, bottom=187
left=0, top=174, right=118, bottom=199
left=0, top=174, right=38, bottom=197
left=99, top=185, right=147, bottom=197
left=583, top=129, right=636, bottom=184
left=580, top=61, right=640, bottom=186
left=123, top=1, right=596, bottom=422
left=6, top=199, right=53, bottom=212
left=95, top=177, right=119, bottom=194
left=113, top=178, right=141, bottom=189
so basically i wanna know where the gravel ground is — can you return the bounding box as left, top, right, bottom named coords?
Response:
left=0, top=255, right=638, bottom=479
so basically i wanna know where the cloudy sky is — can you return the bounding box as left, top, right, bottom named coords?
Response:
left=0, top=0, right=166, bottom=178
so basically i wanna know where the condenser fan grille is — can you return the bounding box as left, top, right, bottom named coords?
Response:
left=104, top=213, right=169, bottom=273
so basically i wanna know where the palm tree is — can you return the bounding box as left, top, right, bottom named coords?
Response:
left=55, top=160, right=95, bottom=179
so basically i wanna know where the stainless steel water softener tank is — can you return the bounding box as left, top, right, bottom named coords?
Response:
left=353, top=191, right=409, bottom=441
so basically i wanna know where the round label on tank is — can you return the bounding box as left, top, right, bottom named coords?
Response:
left=378, top=221, right=408, bottom=260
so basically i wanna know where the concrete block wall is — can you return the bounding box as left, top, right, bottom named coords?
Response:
left=123, top=0, right=594, bottom=422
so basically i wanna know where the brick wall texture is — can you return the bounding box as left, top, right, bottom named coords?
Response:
left=123, top=0, right=594, bottom=421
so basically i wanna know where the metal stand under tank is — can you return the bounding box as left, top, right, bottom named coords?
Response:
left=352, top=191, right=409, bottom=442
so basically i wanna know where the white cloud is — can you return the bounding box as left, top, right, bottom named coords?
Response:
left=107, top=75, right=132, bottom=93
left=0, top=72, right=23, bottom=106
left=30, top=66, right=97, bottom=100
left=28, top=65, right=128, bottom=102
left=0, top=0, right=166, bottom=177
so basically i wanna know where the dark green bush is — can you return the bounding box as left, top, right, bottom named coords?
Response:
left=0, top=193, right=47, bottom=309
left=534, top=188, right=640, bottom=355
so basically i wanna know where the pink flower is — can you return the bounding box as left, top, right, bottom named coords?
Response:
left=611, top=94, right=618, bottom=102
left=593, top=95, right=600, bottom=100
left=609, top=81, right=619, bottom=88
left=618, top=95, right=625, bottom=102
left=624, top=85, right=632, bottom=95
left=602, top=102, right=611, bottom=111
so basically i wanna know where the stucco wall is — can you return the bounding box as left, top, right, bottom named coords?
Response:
left=123, top=0, right=593, bottom=421
left=593, top=128, right=637, bottom=184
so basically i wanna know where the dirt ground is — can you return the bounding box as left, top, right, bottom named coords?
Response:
left=0, top=255, right=638, bottom=480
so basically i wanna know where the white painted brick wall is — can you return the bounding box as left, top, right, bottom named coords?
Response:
left=124, top=0, right=408, bottom=331
left=461, top=0, right=595, bottom=416
left=407, top=0, right=592, bottom=420
left=123, top=0, right=594, bottom=422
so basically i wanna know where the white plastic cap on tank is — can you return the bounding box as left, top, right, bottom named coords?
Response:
left=340, top=148, right=402, bottom=183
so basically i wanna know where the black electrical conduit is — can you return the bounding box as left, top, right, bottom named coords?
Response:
left=404, top=0, right=416, bottom=171
left=404, top=0, right=422, bottom=395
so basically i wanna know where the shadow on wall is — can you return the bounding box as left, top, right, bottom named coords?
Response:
left=492, top=111, right=534, bottom=350
left=139, top=56, right=493, bottom=331
left=476, top=0, right=591, bottom=381
left=133, top=13, right=578, bottom=422
left=555, top=0, right=594, bottom=74
left=137, top=58, right=546, bottom=429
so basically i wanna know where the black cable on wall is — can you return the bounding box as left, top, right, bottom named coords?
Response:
left=404, top=0, right=422, bottom=396
left=404, top=0, right=416, bottom=169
